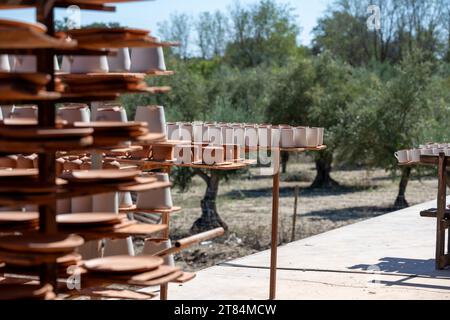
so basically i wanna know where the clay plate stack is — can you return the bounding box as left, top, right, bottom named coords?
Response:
left=0, top=233, right=84, bottom=269
left=0, top=73, right=60, bottom=101
left=0, top=212, right=39, bottom=233
left=0, top=19, right=75, bottom=49
left=59, top=27, right=164, bottom=49
left=0, top=283, right=55, bottom=300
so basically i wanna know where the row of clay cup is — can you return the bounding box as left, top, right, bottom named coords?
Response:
left=0, top=43, right=166, bottom=74
left=167, top=122, right=325, bottom=149
left=395, top=142, right=450, bottom=164
left=0, top=154, right=38, bottom=169
left=173, top=143, right=241, bottom=165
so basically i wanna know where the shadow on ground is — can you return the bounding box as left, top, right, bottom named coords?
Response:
left=302, top=206, right=393, bottom=222
left=225, top=184, right=378, bottom=199
left=349, top=257, right=450, bottom=291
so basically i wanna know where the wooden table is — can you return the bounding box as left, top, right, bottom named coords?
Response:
left=118, top=145, right=326, bottom=300
left=402, top=153, right=449, bottom=269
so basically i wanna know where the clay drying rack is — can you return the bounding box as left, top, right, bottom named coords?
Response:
left=117, top=135, right=326, bottom=300
left=0, top=0, right=209, bottom=301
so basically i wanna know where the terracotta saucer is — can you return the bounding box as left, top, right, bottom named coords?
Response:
left=57, top=213, right=122, bottom=226
left=60, top=169, right=140, bottom=183
left=0, top=169, right=38, bottom=178
left=0, top=19, right=47, bottom=33
left=0, top=283, right=52, bottom=300
left=0, top=233, right=84, bottom=253
left=83, top=255, right=163, bottom=274
left=0, top=212, right=39, bottom=224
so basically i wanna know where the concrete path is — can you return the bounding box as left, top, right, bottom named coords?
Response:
left=169, top=198, right=450, bottom=300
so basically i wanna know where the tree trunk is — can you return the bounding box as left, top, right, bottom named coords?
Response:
left=394, top=167, right=411, bottom=209
left=311, top=151, right=339, bottom=188
left=281, top=151, right=289, bottom=174
left=191, top=170, right=228, bottom=234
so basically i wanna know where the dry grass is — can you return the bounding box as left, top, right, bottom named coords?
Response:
left=163, top=155, right=438, bottom=272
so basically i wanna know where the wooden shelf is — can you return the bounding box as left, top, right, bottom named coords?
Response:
left=116, top=158, right=255, bottom=171
left=245, top=145, right=328, bottom=152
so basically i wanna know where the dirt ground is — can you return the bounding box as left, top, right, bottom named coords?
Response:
left=144, top=155, right=439, bottom=272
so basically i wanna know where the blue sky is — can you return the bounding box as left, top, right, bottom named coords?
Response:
left=0, top=0, right=332, bottom=46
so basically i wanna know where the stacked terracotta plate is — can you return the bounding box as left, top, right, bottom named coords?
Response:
left=0, top=233, right=84, bottom=268
left=81, top=255, right=182, bottom=286
left=0, top=212, right=39, bottom=232
left=57, top=73, right=149, bottom=94
left=0, top=19, right=75, bottom=49
left=0, top=283, right=55, bottom=300
left=59, top=27, right=162, bottom=49
left=0, top=72, right=59, bottom=101
left=72, top=122, right=150, bottom=146
left=57, top=213, right=133, bottom=233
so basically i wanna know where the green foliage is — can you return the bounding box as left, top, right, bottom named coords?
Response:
left=225, top=0, right=300, bottom=68
left=121, top=0, right=450, bottom=193
left=339, top=51, right=446, bottom=172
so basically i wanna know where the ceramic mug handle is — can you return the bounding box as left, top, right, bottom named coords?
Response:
left=394, top=152, right=399, bottom=160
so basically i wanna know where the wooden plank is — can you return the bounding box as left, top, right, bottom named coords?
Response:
left=436, top=153, right=448, bottom=269
left=420, top=209, right=450, bottom=219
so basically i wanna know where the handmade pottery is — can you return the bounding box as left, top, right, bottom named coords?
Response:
left=134, top=106, right=167, bottom=137
left=71, top=196, right=93, bottom=213
left=17, top=154, right=37, bottom=169
left=294, top=127, right=308, bottom=147
left=0, top=106, right=14, bottom=119
left=179, top=123, right=193, bottom=142
left=245, top=126, right=258, bottom=147
left=166, top=123, right=180, bottom=141
left=12, top=55, right=37, bottom=72
left=119, top=192, right=134, bottom=209
left=192, top=123, right=204, bottom=143
left=107, top=48, right=131, bottom=72
left=394, top=150, right=410, bottom=163
left=409, top=149, right=421, bottom=162
left=130, top=40, right=166, bottom=73
left=306, top=127, right=320, bottom=147
left=174, top=144, right=201, bottom=164
left=208, top=126, right=223, bottom=146
left=56, top=199, right=71, bottom=215
left=152, top=145, right=175, bottom=162
left=280, top=128, right=296, bottom=148
left=0, top=54, right=10, bottom=72
left=136, top=173, right=173, bottom=210
left=142, top=239, right=175, bottom=266
left=10, top=105, right=37, bottom=119
left=224, top=144, right=240, bottom=161
left=270, top=127, right=281, bottom=148
left=57, top=104, right=90, bottom=124
left=70, top=55, right=109, bottom=73
left=96, top=106, right=128, bottom=122
left=257, top=125, right=271, bottom=147
left=61, top=56, right=72, bottom=72
left=203, top=146, right=225, bottom=165
left=83, top=255, right=164, bottom=274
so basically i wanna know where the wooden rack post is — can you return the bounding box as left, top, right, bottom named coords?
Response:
left=270, top=157, right=280, bottom=300
left=36, top=2, right=58, bottom=287
left=436, top=153, right=448, bottom=269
